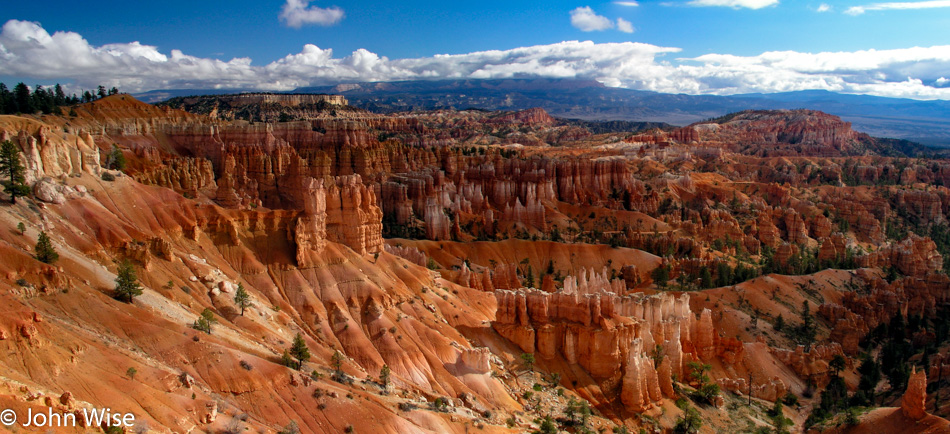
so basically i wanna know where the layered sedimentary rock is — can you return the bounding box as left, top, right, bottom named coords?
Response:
left=293, top=175, right=383, bottom=264
left=325, top=175, right=384, bottom=255
left=687, top=110, right=858, bottom=156
left=902, top=367, right=928, bottom=420
left=493, top=268, right=695, bottom=411
left=719, top=376, right=788, bottom=402
left=857, top=234, right=943, bottom=277
left=770, top=343, right=846, bottom=382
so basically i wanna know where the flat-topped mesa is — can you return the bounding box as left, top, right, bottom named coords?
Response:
left=226, top=93, right=348, bottom=107
left=683, top=109, right=859, bottom=156
left=490, top=108, right=557, bottom=127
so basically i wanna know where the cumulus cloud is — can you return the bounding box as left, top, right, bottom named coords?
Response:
left=279, top=0, right=344, bottom=28
left=616, top=18, right=635, bottom=33
left=846, top=0, right=950, bottom=15
left=687, top=0, right=779, bottom=9
left=817, top=3, right=832, bottom=12
left=3, top=19, right=950, bottom=100
left=570, top=6, right=615, bottom=31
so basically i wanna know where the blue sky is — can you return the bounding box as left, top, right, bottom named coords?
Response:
left=2, top=1, right=950, bottom=98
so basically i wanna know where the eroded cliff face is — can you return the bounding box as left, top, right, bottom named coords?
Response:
left=3, top=95, right=950, bottom=433
left=493, top=272, right=692, bottom=412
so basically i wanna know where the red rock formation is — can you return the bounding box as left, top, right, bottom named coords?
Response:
left=719, top=376, right=788, bottom=402
left=902, top=367, right=928, bottom=420
left=857, top=234, right=943, bottom=277
left=385, top=244, right=427, bottom=266
left=490, top=108, right=557, bottom=127
left=325, top=175, right=384, bottom=255
left=622, top=338, right=663, bottom=412
left=493, top=269, right=695, bottom=410
left=689, top=110, right=858, bottom=156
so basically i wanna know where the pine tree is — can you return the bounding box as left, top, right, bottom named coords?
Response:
left=193, top=308, right=217, bottom=334
left=699, top=266, right=713, bottom=289
left=774, top=314, right=785, bottom=331
left=379, top=364, right=391, bottom=387
left=13, top=83, right=33, bottom=113
left=0, top=140, right=30, bottom=203
left=233, top=283, right=251, bottom=316
left=53, top=84, right=66, bottom=106
left=520, top=352, right=535, bottom=370
left=564, top=397, right=580, bottom=424
left=34, top=231, right=59, bottom=264
left=108, top=145, right=126, bottom=170
left=331, top=350, right=344, bottom=373
left=0, top=83, right=11, bottom=114
left=114, top=259, right=142, bottom=303
left=289, top=333, right=310, bottom=370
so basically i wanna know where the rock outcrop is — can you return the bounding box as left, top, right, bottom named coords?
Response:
left=902, top=367, right=928, bottom=420
left=493, top=268, right=695, bottom=411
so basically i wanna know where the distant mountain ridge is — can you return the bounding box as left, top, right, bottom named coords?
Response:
left=135, top=78, right=950, bottom=147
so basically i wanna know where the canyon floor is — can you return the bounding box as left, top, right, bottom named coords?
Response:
left=1, top=93, right=950, bottom=433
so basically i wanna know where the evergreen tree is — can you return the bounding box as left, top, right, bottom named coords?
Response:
left=699, top=266, right=713, bottom=289
left=856, top=355, right=881, bottom=404
left=107, top=145, right=126, bottom=170
left=289, top=332, right=310, bottom=370
left=34, top=231, right=59, bottom=264
left=774, top=314, right=785, bottom=331
left=538, top=416, right=557, bottom=434
left=829, top=354, right=846, bottom=377
left=0, top=140, right=30, bottom=203
left=97, top=85, right=107, bottom=99
left=652, top=264, right=671, bottom=288
left=769, top=400, right=793, bottom=434
left=379, top=364, right=391, bottom=386
left=673, top=404, right=703, bottom=433
left=32, top=85, right=52, bottom=114
left=53, top=84, right=66, bottom=106
left=520, top=352, right=535, bottom=370
left=331, top=350, right=344, bottom=374
left=564, top=397, right=580, bottom=425
left=0, top=83, right=11, bottom=113
left=13, top=83, right=33, bottom=113
left=114, top=259, right=143, bottom=303
left=233, top=283, right=251, bottom=316
left=193, top=308, right=217, bottom=334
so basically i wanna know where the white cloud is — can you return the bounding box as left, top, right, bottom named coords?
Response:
left=279, top=0, right=344, bottom=28
left=570, top=6, right=615, bottom=31
left=4, top=20, right=950, bottom=101
left=817, top=3, right=832, bottom=12
left=616, top=18, right=635, bottom=33
left=614, top=1, right=640, bottom=6
left=687, top=0, right=779, bottom=9
left=846, top=0, right=950, bottom=15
